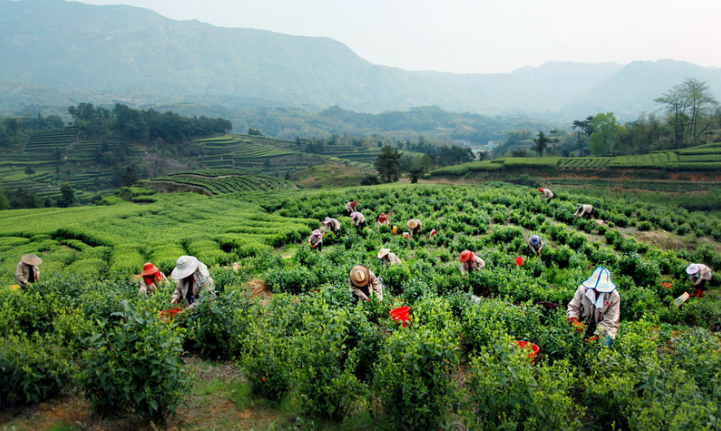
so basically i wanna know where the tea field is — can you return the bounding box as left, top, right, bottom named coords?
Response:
left=2, top=183, right=721, bottom=430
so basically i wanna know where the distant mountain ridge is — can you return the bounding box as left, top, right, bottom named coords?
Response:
left=2, top=0, right=721, bottom=120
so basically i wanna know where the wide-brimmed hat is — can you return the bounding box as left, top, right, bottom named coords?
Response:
left=311, top=229, right=322, bottom=237
left=21, top=254, right=42, bottom=266
left=529, top=235, right=541, bottom=246
left=323, top=217, right=332, bottom=224
left=582, top=267, right=616, bottom=293
left=377, top=248, right=391, bottom=259
left=141, top=262, right=160, bottom=276
left=351, top=212, right=359, bottom=220
left=686, top=264, right=699, bottom=275
left=171, top=255, right=208, bottom=280
left=407, top=219, right=419, bottom=228
left=350, top=264, right=370, bottom=287
left=460, top=250, right=473, bottom=263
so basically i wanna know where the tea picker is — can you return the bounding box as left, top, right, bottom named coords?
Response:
left=138, top=262, right=169, bottom=294
left=377, top=213, right=389, bottom=225
left=566, top=267, right=620, bottom=347
left=350, top=211, right=366, bottom=227
left=538, top=187, right=554, bottom=202
left=170, top=255, right=216, bottom=309
left=349, top=264, right=383, bottom=303
left=323, top=217, right=340, bottom=235
left=345, top=200, right=359, bottom=214
left=308, top=229, right=323, bottom=252
left=574, top=204, right=593, bottom=218
left=407, top=218, right=422, bottom=237
left=459, top=250, right=485, bottom=278
left=528, top=235, right=543, bottom=255
left=16, top=254, right=42, bottom=290
left=378, top=248, right=401, bottom=265
left=686, top=263, right=712, bottom=299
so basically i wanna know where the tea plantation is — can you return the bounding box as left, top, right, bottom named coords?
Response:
left=2, top=183, right=721, bottom=430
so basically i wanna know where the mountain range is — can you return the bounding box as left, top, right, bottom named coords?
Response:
left=2, top=0, right=721, bottom=121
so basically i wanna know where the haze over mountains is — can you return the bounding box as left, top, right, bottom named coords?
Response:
left=2, top=0, right=721, bottom=121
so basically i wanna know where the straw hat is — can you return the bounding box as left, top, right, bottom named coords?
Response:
left=581, top=267, right=616, bottom=293
left=407, top=219, right=419, bottom=229
left=377, top=248, right=391, bottom=259
left=141, top=262, right=160, bottom=276
left=350, top=264, right=370, bottom=287
left=686, top=264, right=699, bottom=275
left=460, top=250, right=473, bottom=263
left=171, top=255, right=209, bottom=280
left=21, top=254, right=42, bottom=266
left=529, top=235, right=541, bottom=246
left=311, top=229, right=322, bottom=237
left=323, top=217, right=332, bottom=224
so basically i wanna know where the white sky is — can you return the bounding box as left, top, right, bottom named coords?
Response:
left=77, top=0, right=721, bottom=74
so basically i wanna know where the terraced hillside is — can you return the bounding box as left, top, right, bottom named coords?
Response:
left=146, top=169, right=296, bottom=195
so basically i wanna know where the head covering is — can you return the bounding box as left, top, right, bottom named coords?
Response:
left=141, top=262, right=160, bottom=276
left=171, top=255, right=209, bottom=280
left=538, top=187, right=544, bottom=192
left=460, top=250, right=473, bottom=263
left=352, top=200, right=358, bottom=205
left=311, top=229, right=322, bottom=237
left=407, top=219, right=419, bottom=228
left=378, top=213, right=388, bottom=221
left=350, top=264, right=370, bottom=287
left=351, top=212, right=358, bottom=220
left=529, top=235, right=541, bottom=246
left=581, top=267, right=616, bottom=293
left=378, top=248, right=391, bottom=258
left=21, top=254, right=42, bottom=266
left=323, top=217, right=332, bottom=224
left=686, top=264, right=699, bottom=275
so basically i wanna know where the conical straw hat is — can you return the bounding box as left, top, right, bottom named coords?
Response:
left=21, top=254, right=42, bottom=266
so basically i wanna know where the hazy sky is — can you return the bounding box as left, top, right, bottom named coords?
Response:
left=77, top=0, right=720, bottom=74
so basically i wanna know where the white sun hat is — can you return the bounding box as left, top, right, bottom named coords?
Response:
left=171, top=255, right=209, bottom=280
left=686, top=264, right=699, bottom=275
left=581, top=267, right=616, bottom=293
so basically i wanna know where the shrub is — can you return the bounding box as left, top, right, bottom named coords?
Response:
left=264, top=266, right=319, bottom=294
left=79, top=301, right=190, bottom=422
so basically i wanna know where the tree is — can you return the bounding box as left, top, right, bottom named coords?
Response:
left=533, top=131, right=552, bottom=156
left=655, top=78, right=719, bottom=146
left=24, top=166, right=36, bottom=178
left=248, top=127, right=263, bottom=136
left=122, top=166, right=138, bottom=186
left=375, top=146, right=401, bottom=183
left=0, top=185, right=9, bottom=210
left=57, top=183, right=76, bottom=208
left=589, top=113, right=624, bottom=156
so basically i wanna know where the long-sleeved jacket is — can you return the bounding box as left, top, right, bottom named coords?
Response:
left=309, top=234, right=323, bottom=248
left=324, top=218, right=341, bottom=233
left=139, top=272, right=169, bottom=294
left=567, top=286, right=621, bottom=338
left=348, top=270, right=383, bottom=301
left=381, top=252, right=402, bottom=265
left=574, top=204, right=593, bottom=217
left=690, top=264, right=713, bottom=284
left=408, top=219, right=422, bottom=236
left=541, top=188, right=554, bottom=200
left=461, top=255, right=486, bottom=275
left=171, top=273, right=216, bottom=308
left=351, top=212, right=366, bottom=227
left=345, top=201, right=357, bottom=213
left=16, top=262, right=40, bottom=287
left=528, top=239, right=544, bottom=254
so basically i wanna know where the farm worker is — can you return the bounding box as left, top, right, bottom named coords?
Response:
left=407, top=218, right=422, bottom=236
left=567, top=267, right=620, bottom=346
left=351, top=211, right=366, bottom=227
left=16, top=254, right=42, bottom=290
left=170, top=255, right=215, bottom=308
left=539, top=187, right=554, bottom=202
left=377, top=213, right=389, bottom=225
left=349, top=264, right=383, bottom=303
left=686, top=263, right=712, bottom=298
left=138, top=262, right=169, bottom=294
left=528, top=235, right=543, bottom=255
left=378, top=248, right=401, bottom=265
left=574, top=204, right=594, bottom=218
left=460, top=250, right=485, bottom=277
left=323, top=217, right=341, bottom=235
left=345, top=200, right=358, bottom=214
left=309, top=229, right=323, bottom=252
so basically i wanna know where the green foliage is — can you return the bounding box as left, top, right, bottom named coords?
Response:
left=79, top=301, right=190, bottom=422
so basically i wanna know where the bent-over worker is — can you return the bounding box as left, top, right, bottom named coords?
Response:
left=323, top=217, right=340, bottom=235
left=139, top=262, right=169, bottom=294
left=574, top=204, right=593, bottom=218
left=351, top=211, right=366, bottom=227
left=309, top=229, right=323, bottom=252
left=539, top=187, right=554, bottom=202
left=349, top=264, right=383, bottom=303
left=528, top=235, right=543, bottom=255
left=567, top=267, right=620, bottom=346
left=16, top=254, right=42, bottom=290
left=407, top=218, right=422, bottom=236
left=378, top=248, right=401, bottom=265
left=460, top=250, right=485, bottom=277
left=170, top=255, right=215, bottom=308
left=687, top=263, right=712, bottom=298
left=345, top=200, right=358, bottom=214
